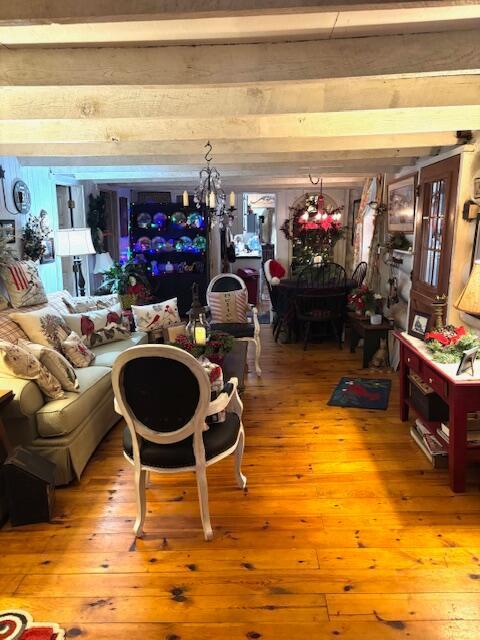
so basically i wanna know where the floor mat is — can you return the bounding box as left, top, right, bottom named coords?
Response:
left=327, top=377, right=391, bottom=410
left=0, top=609, right=66, bottom=639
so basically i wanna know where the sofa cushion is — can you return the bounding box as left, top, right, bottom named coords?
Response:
left=36, top=365, right=112, bottom=437
left=10, top=306, right=70, bottom=350
left=91, top=331, right=148, bottom=367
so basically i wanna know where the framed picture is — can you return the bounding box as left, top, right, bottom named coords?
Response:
left=456, top=346, right=478, bottom=376
left=474, top=176, right=480, bottom=200
left=387, top=174, right=417, bottom=233
left=40, top=237, right=55, bottom=264
left=0, top=220, right=16, bottom=244
left=410, top=311, right=430, bottom=339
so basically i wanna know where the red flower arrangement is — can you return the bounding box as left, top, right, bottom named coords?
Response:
left=425, top=325, right=466, bottom=346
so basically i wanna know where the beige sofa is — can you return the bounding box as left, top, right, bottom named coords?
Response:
left=0, top=291, right=147, bottom=485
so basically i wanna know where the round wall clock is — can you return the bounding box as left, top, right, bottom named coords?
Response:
left=12, top=180, right=31, bottom=214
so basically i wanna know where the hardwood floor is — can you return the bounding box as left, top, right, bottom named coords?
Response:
left=2, top=326, right=480, bottom=639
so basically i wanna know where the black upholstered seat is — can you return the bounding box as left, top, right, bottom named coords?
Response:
left=210, top=322, right=255, bottom=338
left=123, top=412, right=241, bottom=468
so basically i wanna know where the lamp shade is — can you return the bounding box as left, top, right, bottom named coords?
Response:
left=455, top=260, right=480, bottom=315
left=94, top=251, right=114, bottom=274
left=55, top=228, right=96, bottom=257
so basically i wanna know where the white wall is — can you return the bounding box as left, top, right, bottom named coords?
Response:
left=0, top=156, right=63, bottom=293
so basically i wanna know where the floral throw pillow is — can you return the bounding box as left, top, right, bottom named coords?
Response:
left=131, top=298, right=181, bottom=332
left=0, top=340, right=64, bottom=399
left=62, top=305, right=130, bottom=347
left=63, top=293, right=119, bottom=314
left=61, top=331, right=96, bottom=368
left=0, top=259, right=48, bottom=308
left=208, top=289, right=249, bottom=324
left=18, top=339, right=80, bottom=393
left=10, top=307, right=70, bottom=351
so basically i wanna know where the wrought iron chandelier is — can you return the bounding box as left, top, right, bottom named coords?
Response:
left=183, top=141, right=236, bottom=228
left=299, top=174, right=342, bottom=225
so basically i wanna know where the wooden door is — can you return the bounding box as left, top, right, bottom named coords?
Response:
left=409, top=155, right=460, bottom=332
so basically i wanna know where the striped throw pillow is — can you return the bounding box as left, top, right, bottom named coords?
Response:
left=208, top=289, right=248, bottom=323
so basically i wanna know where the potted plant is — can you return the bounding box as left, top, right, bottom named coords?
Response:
left=22, top=214, right=47, bottom=262
left=99, top=259, right=151, bottom=309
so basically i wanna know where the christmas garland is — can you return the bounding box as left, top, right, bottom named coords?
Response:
left=171, top=331, right=235, bottom=364
left=424, top=325, right=480, bottom=363
left=280, top=193, right=344, bottom=267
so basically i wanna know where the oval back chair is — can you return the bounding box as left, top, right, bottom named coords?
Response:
left=112, top=344, right=246, bottom=540
left=206, top=273, right=261, bottom=376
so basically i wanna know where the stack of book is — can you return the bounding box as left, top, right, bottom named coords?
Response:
left=436, top=412, right=480, bottom=446
left=410, top=418, right=448, bottom=468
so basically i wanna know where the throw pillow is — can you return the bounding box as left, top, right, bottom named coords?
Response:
left=61, top=331, right=96, bottom=368
left=0, top=340, right=64, bottom=400
left=0, top=260, right=47, bottom=308
left=131, top=298, right=181, bottom=332
left=63, top=293, right=119, bottom=314
left=10, top=307, right=70, bottom=351
left=208, top=289, right=248, bottom=324
left=18, top=339, right=80, bottom=393
left=62, top=305, right=130, bottom=347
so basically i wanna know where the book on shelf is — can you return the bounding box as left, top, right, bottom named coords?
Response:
left=410, top=419, right=448, bottom=468
left=439, top=412, right=480, bottom=443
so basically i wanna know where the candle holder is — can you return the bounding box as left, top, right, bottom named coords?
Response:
left=186, top=283, right=210, bottom=346
left=432, top=294, right=448, bottom=330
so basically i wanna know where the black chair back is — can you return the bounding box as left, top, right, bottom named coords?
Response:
left=211, top=275, right=243, bottom=292
left=352, top=261, right=368, bottom=288
left=124, top=357, right=200, bottom=433
left=295, top=291, right=347, bottom=319
left=296, top=263, right=347, bottom=290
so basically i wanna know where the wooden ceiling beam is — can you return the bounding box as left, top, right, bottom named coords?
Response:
left=1, top=1, right=473, bottom=22
left=3, top=76, right=478, bottom=120
left=18, top=149, right=427, bottom=167
left=1, top=31, right=479, bottom=86
left=1, top=107, right=478, bottom=145
left=3, top=133, right=458, bottom=158
left=1, top=2, right=478, bottom=46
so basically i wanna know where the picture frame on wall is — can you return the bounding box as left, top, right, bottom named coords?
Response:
left=0, top=220, right=16, bottom=244
left=40, top=238, right=55, bottom=264
left=387, top=174, right=417, bottom=233
left=474, top=177, right=480, bottom=200
left=410, top=311, right=430, bottom=340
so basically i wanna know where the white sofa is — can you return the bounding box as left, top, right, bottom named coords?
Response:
left=0, top=291, right=147, bottom=486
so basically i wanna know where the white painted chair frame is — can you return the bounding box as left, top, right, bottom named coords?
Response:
left=207, top=273, right=262, bottom=376
left=112, top=344, right=246, bottom=541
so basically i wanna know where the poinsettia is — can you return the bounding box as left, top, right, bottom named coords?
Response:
left=425, top=325, right=480, bottom=363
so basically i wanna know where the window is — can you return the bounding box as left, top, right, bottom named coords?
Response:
left=419, top=178, right=446, bottom=288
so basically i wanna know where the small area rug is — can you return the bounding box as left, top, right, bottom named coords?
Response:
left=328, top=377, right=391, bottom=410
left=0, top=610, right=65, bottom=639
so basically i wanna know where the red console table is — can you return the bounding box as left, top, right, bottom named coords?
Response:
left=396, top=330, right=480, bottom=493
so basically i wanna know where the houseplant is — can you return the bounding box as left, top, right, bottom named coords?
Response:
left=348, top=285, right=382, bottom=318
left=99, top=259, right=151, bottom=309
left=22, top=214, right=47, bottom=261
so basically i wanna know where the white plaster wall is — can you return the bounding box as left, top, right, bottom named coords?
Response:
left=0, top=156, right=63, bottom=293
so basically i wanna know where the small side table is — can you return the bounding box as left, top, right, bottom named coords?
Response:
left=348, top=312, right=393, bottom=368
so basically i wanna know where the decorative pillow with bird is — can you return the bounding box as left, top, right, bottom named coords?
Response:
left=131, top=298, right=181, bottom=332
left=62, top=304, right=131, bottom=347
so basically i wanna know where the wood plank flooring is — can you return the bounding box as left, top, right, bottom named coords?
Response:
left=2, top=327, right=480, bottom=639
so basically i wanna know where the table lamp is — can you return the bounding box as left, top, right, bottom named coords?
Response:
left=455, top=260, right=480, bottom=316
left=94, top=251, right=114, bottom=274
left=55, top=228, right=96, bottom=296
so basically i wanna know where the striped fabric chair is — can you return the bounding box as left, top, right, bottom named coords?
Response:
left=207, top=274, right=261, bottom=376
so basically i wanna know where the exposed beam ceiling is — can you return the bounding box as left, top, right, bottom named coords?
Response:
left=1, top=2, right=479, bottom=190
left=1, top=2, right=479, bottom=46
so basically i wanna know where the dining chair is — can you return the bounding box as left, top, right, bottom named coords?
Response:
left=112, top=344, right=246, bottom=541
left=295, top=291, right=347, bottom=350
left=351, top=261, right=368, bottom=288
left=207, top=273, right=261, bottom=376
left=296, top=263, right=347, bottom=290
left=262, top=259, right=286, bottom=333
